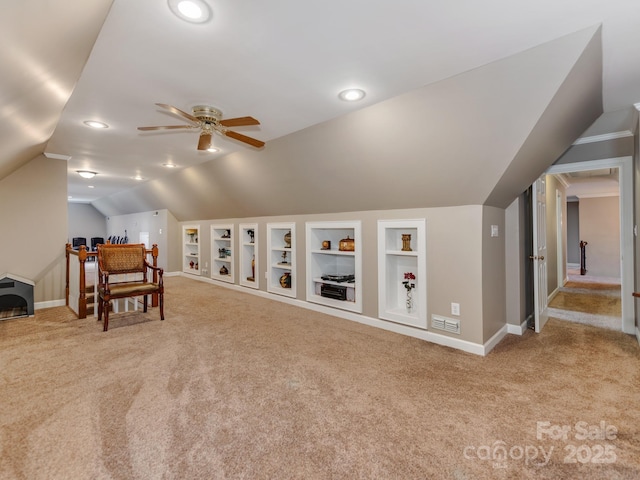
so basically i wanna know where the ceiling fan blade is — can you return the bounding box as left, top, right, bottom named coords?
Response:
left=225, top=130, right=265, bottom=148
left=137, top=125, right=195, bottom=131
left=197, top=133, right=212, bottom=151
left=155, top=103, right=200, bottom=123
left=219, top=116, right=260, bottom=127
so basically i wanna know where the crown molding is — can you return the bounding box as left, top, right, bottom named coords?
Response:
left=572, top=130, right=633, bottom=145
left=576, top=192, right=619, bottom=199
left=44, top=152, right=71, bottom=161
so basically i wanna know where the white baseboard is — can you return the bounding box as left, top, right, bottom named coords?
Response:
left=636, top=326, right=640, bottom=346
left=35, top=299, right=66, bottom=310
left=547, top=286, right=559, bottom=304
left=507, top=318, right=529, bottom=335
left=178, top=273, right=505, bottom=356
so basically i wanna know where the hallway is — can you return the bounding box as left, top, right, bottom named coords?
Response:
left=548, top=267, right=622, bottom=331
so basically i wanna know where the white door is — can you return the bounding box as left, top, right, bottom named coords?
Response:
left=532, top=175, right=549, bottom=333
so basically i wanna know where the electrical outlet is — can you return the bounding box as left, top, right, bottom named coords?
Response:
left=451, top=302, right=460, bottom=316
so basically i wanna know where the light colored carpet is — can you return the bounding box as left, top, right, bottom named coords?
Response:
left=549, top=278, right=622, bottom=331
left=1, top=276, right=639, bottom=479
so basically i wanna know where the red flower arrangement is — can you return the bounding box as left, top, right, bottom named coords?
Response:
left=403, top=272, right=416, bottom=291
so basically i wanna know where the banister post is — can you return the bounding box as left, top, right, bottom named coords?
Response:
left=65, top=243, right=71, bottom=307
left=152, top=244, right=159, bottom=307
left=78, top=245, right=87, bottom=319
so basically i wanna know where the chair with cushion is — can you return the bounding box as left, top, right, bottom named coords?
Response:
left=72, top=237, right=87, bottom=250
left=96, top=243, right=164, bottom=331
left=90, top=237, right=105, bottom=251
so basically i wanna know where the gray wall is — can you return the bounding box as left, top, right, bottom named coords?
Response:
left=105, top=209, right=178, bottom=271
left=566, top=201, right=580, bottom=264
left=68, top=203, right=107, bottom=246
left=0, top=156, right=68, bottom=302
left=505, top=196, right=527, bottom=327
left=579, top=196, right=620, bottom=278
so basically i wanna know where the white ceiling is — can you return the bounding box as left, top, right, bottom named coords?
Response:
left=4, top=0, right=640, bottom=204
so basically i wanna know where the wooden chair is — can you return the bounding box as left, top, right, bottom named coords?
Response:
left=97, top=243, right=164, bottom=331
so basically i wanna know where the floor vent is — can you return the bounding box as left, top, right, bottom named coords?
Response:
left=431, top=315, right=460, bottom=334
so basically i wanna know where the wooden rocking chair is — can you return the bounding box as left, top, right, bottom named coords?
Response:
left=97, top=243, right=164, bottom=331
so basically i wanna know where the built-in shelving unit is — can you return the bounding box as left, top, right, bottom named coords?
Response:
left=377, top=219, right=426, bottom=328
left=267, top=222, right=296, bottom=298
left=239, top=223, right=258, bottom=289
left=306, top=221, right=362, bottom=313
left=182, top=225, right=201, bottom=275
left=211, top=224, right=234, bottom=283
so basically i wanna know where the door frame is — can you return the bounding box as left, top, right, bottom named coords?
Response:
left=546, top=156, right=634, bottom=335
left=556, top=189, right=564, bottom=287
left=533, top=175, right=549, bottom=333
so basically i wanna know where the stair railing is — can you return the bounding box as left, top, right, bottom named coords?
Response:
left=65, top=243, right=159, bottom=319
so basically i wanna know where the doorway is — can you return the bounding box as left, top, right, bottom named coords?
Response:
left=542, top=157, right=633, bottom=335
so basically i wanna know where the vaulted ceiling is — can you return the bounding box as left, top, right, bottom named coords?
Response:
left=3, top=1, right=639, bottom=220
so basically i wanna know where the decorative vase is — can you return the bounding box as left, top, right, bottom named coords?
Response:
left=406, top=289, right=414, bottom=313
left=247, top=255, right=255, bottom=281
left=284, top=231, right=292, bottom=248
left=401, top=234, right=412, bottom=251
left=339, top=236, right=355, bottom=251
left=279, top=272, right=291, bottom=288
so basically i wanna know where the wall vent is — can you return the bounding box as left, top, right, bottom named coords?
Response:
left=431, top=315, right=460, bottom=334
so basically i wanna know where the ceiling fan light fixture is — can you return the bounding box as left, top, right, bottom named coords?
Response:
left=83, top=120, right=109, bottom=129
left=77, top=170, right=97, bottom=179
left=338, top=88, right=366, bottom=102
left=168, top=0, right=211, bottom=23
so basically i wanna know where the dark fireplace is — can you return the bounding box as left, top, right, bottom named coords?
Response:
left=0, top=274, right=34, bottom=320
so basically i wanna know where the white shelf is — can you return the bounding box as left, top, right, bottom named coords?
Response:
left=267, top=223, right=296, bottom=298
left=211, top=224, right=234, bottom=284
left=306, top=221, right=362, bottom=313
left=378, top=219, right=427, bottom=329
left=239, top=224, right=258, bottom=289
left=182, top=225, right=201, bottom=275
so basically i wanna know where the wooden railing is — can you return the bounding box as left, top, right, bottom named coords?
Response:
left=65, top=243, right=159, bottom=319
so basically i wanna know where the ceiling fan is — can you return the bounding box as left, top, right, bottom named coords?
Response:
left=138, top=103, right=265, bottom=150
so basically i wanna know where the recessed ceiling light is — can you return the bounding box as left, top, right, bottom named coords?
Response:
left=338, top=88, right=366, bottom=102
left=83, top=120, right=109, bottom=129
left=134, top=175, right=144, bottom=181
left=77, top=170, right=97, bottom=179
left=207, top=147, right=219, bottom=153
left=163, top=163, right=178, bottom=168
left=168, top=0, right=211, bottom=23
left=88, top=185, right=95, bottom=189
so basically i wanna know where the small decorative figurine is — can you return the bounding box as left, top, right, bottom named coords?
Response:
left=284, top=231, right=292, bottom=248
left=321, top=240, right=331, bottom=250
left=401, top=234, right=412, bottom=251
left=247, top=255, right=255, bottom=282
left=279, top=272, right=292, bottom=288
left=247, top=229, right=255, bottom=243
